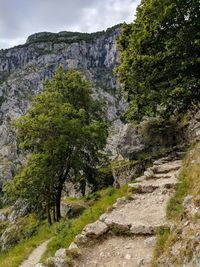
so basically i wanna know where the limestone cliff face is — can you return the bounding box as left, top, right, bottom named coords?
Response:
left=0, top=25, right=128, bottom=190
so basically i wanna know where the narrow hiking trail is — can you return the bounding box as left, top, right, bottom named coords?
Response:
left=70, top=154, right=182, bottom=267
left=19, top=239, right=51, bottom=267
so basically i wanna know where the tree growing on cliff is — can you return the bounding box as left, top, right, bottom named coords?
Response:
left=4, top=66, right=108, bottom=224
left=117, top=0, right=200, bottom=121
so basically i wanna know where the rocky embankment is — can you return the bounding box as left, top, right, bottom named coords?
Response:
left=37, top=153, right=183, bottom=267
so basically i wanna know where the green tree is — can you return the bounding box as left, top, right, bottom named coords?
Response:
left=117, top=0, right=200, bottom=121
left=4, top=66, right=108, bottom=224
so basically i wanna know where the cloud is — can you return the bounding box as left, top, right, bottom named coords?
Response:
left=0, top=0, right=140, bottom=49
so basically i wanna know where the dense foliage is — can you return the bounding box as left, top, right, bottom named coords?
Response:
left=4, top=66, right=108, bottom=224
left=117, top=0, right=200, bottom=121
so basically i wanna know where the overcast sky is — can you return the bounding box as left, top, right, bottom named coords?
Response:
left=0, top=0, right=140, bottom=49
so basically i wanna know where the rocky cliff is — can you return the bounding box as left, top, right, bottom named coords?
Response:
left=0, top=25, right=128, bottom=192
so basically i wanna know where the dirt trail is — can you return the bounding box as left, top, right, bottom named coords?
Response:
left=19, top=239, right=51, bottom=267
left=71, top=156, right=182, bottom=267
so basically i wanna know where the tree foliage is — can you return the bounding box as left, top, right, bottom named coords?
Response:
left=117, top=0, right=200, bottom=121
left=4, top=66, right=108, bottom=224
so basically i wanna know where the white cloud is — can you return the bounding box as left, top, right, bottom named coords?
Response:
left=0, top=0, right=140, bottom=49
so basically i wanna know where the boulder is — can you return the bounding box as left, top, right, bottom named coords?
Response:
left=83, top=220, right=108, bottom=238
left=116, top=123, right=145, bottom=160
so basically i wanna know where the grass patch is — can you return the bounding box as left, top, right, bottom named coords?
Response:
left=152, top=226, right=176, bottom=267
left=167, top=143, right=200, bottom=220
left=152, top=227, right=170, bottom=264
left=166, top=177, right=189, bottom=220
left=41, top=185, right=128, bottom=262
left=0, top=221, right=55, bottom=267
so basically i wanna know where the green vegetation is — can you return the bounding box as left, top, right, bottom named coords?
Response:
left=0, top=220, right=54, bottom=267
left=117, top=0, right=200, bottom=121
left=152, top=226, right=174, bottom=267
left=41, top=186, right=128, bottom=262
left=4, top=66, right=108, bottom=225
left=139, top=117, right=184, bottom=149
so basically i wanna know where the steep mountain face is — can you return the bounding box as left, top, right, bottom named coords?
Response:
left=0, top=25, right=128, bottom=192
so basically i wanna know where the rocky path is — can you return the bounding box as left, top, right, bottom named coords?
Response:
left=68, top=155, right=182, bottom=267
left=19, top=239, right=51, bottom=267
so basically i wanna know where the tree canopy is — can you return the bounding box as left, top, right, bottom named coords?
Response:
left=4, top=66, right=108, bottom=224
left=117, top=0, right=200, bottom=121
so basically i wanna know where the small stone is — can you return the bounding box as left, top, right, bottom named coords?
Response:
left=99, top=213, right=107, bottom=222
left=135, top=176, right=146, bottom=182
left=74, top=234, right=88, bottom=244
left=34, top=264, right=46, bottom=267
left=143, top=169, right=154, bottom=179
left=125, top=254, right=131, bottom=260
left=67, top=242, right=80, bottom=255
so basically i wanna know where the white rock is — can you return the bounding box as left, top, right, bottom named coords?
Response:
left=125, top=254, right=131, bottom=260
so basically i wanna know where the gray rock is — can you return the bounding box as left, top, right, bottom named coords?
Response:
left=83, top=220, right=108, bottom=237
left=183, top=195, right=198, bottom=216
left=55, top=248, right=66, bottom=258
left=130, top=225, right=154, bottom=235
left=116, top=123, right=145, bottom=160
left=8, top=199, right=30, bottom=223
left=128, top=183, right=158, bottom=194
left=54, top=248, right=67, bottom=267
left=74, top=233, right=88, bottom=244
left=0, top=212, right=7, bottom=222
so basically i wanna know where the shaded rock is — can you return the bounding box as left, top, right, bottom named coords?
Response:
left=8, top=199, right=30, bottom=223
left=116, top=123, right=145, bottom=160
left=130, top=224, right=155, bottom=235
left=60, top=201, right=85, bottom=219
left=128, top=183, right=159, bottom=194
left=0, top=212, right=7, bottom=222
left=183, top=195, right=198, bottom=217
left=74, top=233, right=89, bottom=245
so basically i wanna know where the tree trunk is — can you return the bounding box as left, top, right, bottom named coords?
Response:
left=47, top=200, right=52, bottom=225
left=52, top=205, right=56, bottom=223
left=56, top=186, right=62, bottom=221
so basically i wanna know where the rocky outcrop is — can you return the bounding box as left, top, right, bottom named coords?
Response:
left=0, top=25, right=129, bottom=192
left=187, top=110, right=200, bottom=143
